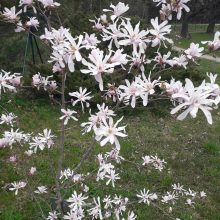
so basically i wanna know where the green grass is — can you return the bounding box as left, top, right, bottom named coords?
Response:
left=175, top=32, right=220, bottom=57
left=0, top=90, right=220, bottom=220
left=172, top=24, right=220, bottom=34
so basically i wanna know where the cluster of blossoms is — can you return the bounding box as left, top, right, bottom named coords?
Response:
left=32, top=72, right=57, bottom=91
left=153, top=0, right=190, bottom=20
left=64, top=191, right=135, bottom=220
left=163, top=73, right=220, bottom=124
left=137, top=183, right=206, bottom=210
left=29, top=129, right=55, bottom=152
left=81, top=103, right=127, bottom=150
left=1, top=0, right=60, bottom=31
left=0, top=70, right=22, bottom=97
left=142, top=154, right=167, bottom=171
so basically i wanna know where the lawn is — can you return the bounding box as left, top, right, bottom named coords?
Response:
left=0, top=86, right=220, bottom=220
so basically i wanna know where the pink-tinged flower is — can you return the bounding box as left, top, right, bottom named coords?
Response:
left=29, top=167, right=37, bottom=175
left=9, top=73, right=22, bottom=86
left=160, top=4, right=172, bottom=20
left=89, top=18, right=105, bottom=31
left=2, top=6, right=22, bottom=22
left=119, top=21, right=149, bottom=54
left=66, top=191, right=88, bottom=211
left=26, top=17, right=39, bottom=30
left=161, top=191, right=178, bottom=204
left=103, top=2, right=129, bottom=21
left=0, top=70, right=17, bottom=96
left=162, top=78, right=184, bottom=96
left=104, top=83, right=121, bottom=102
left=69, top=87, right=93, bottom=112
left=24, top=150, right=34, bottom=156
left=9, top=155, right=17, bottom=163
left=34, top=186, right=47, bottom=194
left=202, top=31, right=220, bottom=51
left=153, top=0, right=167, bottom=6
left=149, top=17, right=173, bottom=47
left=19, top=0, right=37, bottom=13
left=64, top=34, right=89, bottom=72
left=172, top=0, right=190, bottom=20
left=47, top=211, right=60, bottom=220
left=127, top=211, right=137, bottom=220
left=137, top=188, right=158, bottom=205
left=153, top=51, right=171, bottom=69
left=82, top=33, right=100, bottom=47
left=81, top=49, right=119, bottom=91
left=184, top=43, right=204, bottom=60
left=109, top=49, right=128, bottom=67
left=15, top=21, right=25, bottom=32
left=0, top=138, right=10, bottom=148
left=88, top=197, right=103, bottom=219
left=39, top=0, right=60, bottom=8
left=102, top=23, right=124, bottom=49
left=167, top=55, right=188, bottom=69
left=136, top=72, right=160, bottom=106
left=95, top=117, right=127, bottom=149
left=0, top=113, right=17, bottom=126
left=9, top=181, right=27, bottom=195
left=119, top=79, right=141, bottom=108
left=171, top=79, right=214, bottom=124
left=60, top=109, right=78, bottom=125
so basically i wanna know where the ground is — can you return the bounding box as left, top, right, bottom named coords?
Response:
left=0, top=88, right=220, bottom=220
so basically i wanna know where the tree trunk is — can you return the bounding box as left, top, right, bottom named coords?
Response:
left=180, top=12, right=189, bottom=38
left=206, top=22, right=215, bottom=33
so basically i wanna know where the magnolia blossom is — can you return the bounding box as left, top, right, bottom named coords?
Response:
left=102, top=23, right=124, bottom=48
left=29, top=167, right=37, bottom=175
left=9, top=181, right=27, bottom=195
left=88, top=197, right=103, bottom=219
left=119, top=21, right=149, bottom=54
left=172, top=0, right=190, bottom=20
left=39, top=0, right=60, bottom=8
left=19, top=0, right=37, bottom=13
left=34, top=186, right=48, bottom=194
left=162, top=78, right=184, bottom=96
left=64, top=34, right=86, bottom=72
left=171, top=79, right=214, bottom=124
left=154, top=51, right=171, bottom=68
left=2, top=6, right=22, bottom=22
left=184, top=43, right=204, bottom=60
left=136, top=72, right=160, bottom=106
left=150, top=17, right=173, bottom=47
left=104, top=83, right=121, bottom=102
left=47, top=211, right=60, bottom=220
left=0, top=113, right=17, bottom=126
left=103, top=2, right=129, bottom=21
left=0, top=70, right=18, bottom=96
left=95, top=117, right=127, bottom=149
left=81, top=49, right=119, bottom=91
left=60, top=109, right=78, bottom=125
left=137, top=188, right=158, bottom=205
left=89, top=18, right=105, bottom=31
left=82, top=33, right=100, bottom=47
left=119, top=79, right=141, bottom=108
left=161, top=192, right=178, bottom=204
left=69, top=87, right=92, bottom=112
left=202, top=31, right=220, bottom=51
left=66, top=191, right=88, bottom=211
left=160, top=4, right=172, bottom=20
left=26, top=17, right=39, bottom=30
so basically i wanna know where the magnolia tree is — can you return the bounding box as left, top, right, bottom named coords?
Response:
left=1, top=0, right=220, bottom=219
